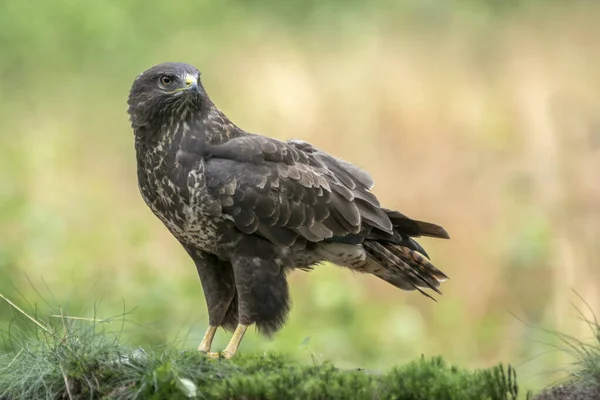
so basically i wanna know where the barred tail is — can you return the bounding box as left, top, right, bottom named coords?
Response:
left=363, top=241, right=449, bottom=300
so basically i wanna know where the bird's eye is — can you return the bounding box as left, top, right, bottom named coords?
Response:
left=159, top=76, right=174, bottom=87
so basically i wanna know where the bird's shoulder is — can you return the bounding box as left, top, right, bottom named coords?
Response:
left=200, top=134, right=336, bottom=193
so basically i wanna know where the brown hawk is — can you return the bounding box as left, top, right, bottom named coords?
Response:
left=127, top=62, right=449, bottom=358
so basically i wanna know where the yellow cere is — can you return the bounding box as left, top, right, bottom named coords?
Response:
left=185, top=74, right=196, bottom=86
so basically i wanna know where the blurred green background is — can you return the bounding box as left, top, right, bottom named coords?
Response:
left=1, top=0, right=599, bottom=393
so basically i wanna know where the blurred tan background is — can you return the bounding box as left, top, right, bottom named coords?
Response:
left=1, top=0, right=599, bottom=393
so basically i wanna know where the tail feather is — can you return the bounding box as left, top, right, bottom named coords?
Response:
left=392, top=244, right=449, bottom=283
left=325, top=204, right=450, bottom=300
left=385, top=209, right=450, bottom=239
left=363, top=240, right=448, bottom=300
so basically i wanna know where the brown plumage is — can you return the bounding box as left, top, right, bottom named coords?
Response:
left=127, top=62, right=450, bottom=358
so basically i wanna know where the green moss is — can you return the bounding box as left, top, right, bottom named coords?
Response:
left=0, top=327, right=523, bottom=400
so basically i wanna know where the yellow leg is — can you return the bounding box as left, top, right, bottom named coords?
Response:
left=198, top=325, right=218, bottom=353
left=207, top=324, right=248, bottom=359
left=222, top=324, right=247, bottom=358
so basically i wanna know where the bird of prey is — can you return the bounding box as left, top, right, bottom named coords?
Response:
left=128, top=62, right=450, bottom=359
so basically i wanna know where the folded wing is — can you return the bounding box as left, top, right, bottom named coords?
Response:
left=201, top=135, right=393, bottom=247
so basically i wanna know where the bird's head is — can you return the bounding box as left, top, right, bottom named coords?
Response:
left=127, top=62, right=209, bottom=132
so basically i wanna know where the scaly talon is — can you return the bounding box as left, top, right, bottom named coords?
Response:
left=199, top=324, right=248, bottom=359
left=221, top=349, right=235, bottom=359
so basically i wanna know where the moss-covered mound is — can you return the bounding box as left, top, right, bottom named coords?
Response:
left=0, top=342, right=521, bottom=400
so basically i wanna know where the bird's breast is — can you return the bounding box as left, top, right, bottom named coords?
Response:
left=136, top=147, right=225, bottom=255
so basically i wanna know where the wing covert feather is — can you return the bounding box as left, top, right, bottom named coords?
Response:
left=200, top=135, right=393, bottom=246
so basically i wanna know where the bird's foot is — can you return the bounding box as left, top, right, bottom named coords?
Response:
left=204, top=350, right=235, bottom=359
left=202, top=324, right=248, bottom=360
